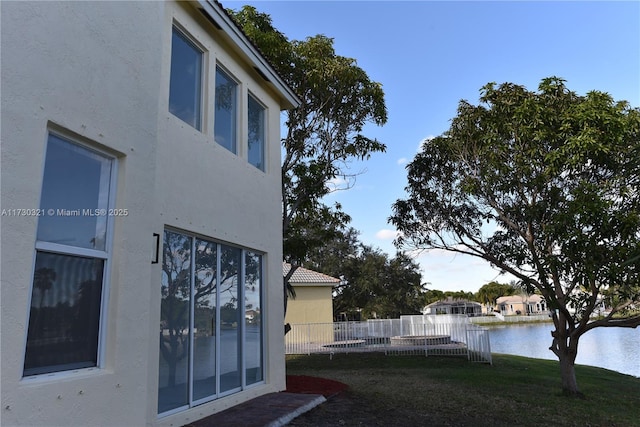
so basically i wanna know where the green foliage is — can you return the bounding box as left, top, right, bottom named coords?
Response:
left=422, top=289, right=446, bottom=305
left=226, top=6, right=292, bottom=73
left=228, top=6, right=387, bottom=267
left=305, top=228, right=424, bottom=319
left=422, top=289, right=477, bottom=306
left=390, top=77, right=640, bottom=394
left=475, top=281, right=516, bottom=306
left=230, top=7, right=388, bottom=322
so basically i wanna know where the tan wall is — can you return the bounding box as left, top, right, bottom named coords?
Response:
left=285, top=286, right=334, bottom=325
left=500, top=301, right=526, bottom=315
left=285, top=286, right=334, bottom=345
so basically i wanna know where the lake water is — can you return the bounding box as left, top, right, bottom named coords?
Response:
left=487, top=323, right=640, bottom=378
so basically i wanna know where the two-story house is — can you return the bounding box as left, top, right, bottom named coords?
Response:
left=1, top=1, right=299, bottom=425
left=496, top=294, right=547, bottom=316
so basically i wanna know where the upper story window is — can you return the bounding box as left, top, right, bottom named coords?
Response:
left=24, top=133, right=116, bottom=377
left=169, top=27, right=203, bottom=130
left=247, top=94, right=266, bottom=171
left=214, top=66, right=238, bottom=154
left=168, top=21, right=271, bottom=169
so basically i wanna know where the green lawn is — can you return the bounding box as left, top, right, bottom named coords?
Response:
left=286, top=352, right=640, bottom=427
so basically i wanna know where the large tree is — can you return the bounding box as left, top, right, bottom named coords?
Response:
left=306, top=228, right=425, bottom=319
left=228, top=6, right=388, bottom=314
left=390, top=77, right=640, bottom=396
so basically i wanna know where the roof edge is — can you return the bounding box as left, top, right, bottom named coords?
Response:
left=283, top=263, right=341, bottom=285
left=197, top=0, right=300, bottom=109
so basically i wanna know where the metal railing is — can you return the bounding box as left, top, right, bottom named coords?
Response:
left=285, top=314, right=492, bottom=364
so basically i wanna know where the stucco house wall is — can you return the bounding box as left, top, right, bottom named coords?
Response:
left=496, top=294, right=547, bottom=316
left=283, top=264, right=339, bottom=325
left=1, top=1, right=297, bottom=426
left=283, top=264, right=339, bottom=344
left=286, top=286, right=335, bottom=325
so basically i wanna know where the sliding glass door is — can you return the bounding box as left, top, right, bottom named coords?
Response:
left=219, top=245, right=241, bottom=393
left=158, top=229, right=263, bottom=415
left=193, top=239, right=217, bottom=401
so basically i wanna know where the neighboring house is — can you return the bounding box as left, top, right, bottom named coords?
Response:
left=422, top=297, right=483, bottom=317
left=496, top=294, right=547, bottom=315
left=283, top=264, right=339, bottom=346
left=284, top=263, right=340, bottom=325
left=1, top=1, right=299, bottom=426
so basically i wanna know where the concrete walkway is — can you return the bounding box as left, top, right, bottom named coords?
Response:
left=183, top=392, right=326, bottom=427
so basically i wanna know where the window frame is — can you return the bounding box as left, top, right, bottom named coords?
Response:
left=158, top=227, right=265, bottom=417
left=167, top=20, right=275, bottom=170
left=214, top=65, right=239, bottom=154
left=22, top=131, right=118, bottom=380
left=169, top=24, right=205, bottom=131
left=247, top=92, right=267, bottom=172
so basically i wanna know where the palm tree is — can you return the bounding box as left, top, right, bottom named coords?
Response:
left=30, top=267, right=57, bottom=338
left=34, top=267, right=56, bottom=309
left=475, top=282, right=515, bottom=313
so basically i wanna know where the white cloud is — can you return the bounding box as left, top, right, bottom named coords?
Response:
left=375, top=229, right=401, bottom=240
left=417, top=135, right=435, bottom=152
left=397, top=157, right=408, bottom=165
left=326, top=176, right=349, bottom=192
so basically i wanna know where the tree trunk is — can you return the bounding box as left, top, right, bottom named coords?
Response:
left=558, top=351, right=579, bottom=396
left=168, top=358, right=177, bottom=388
left=283, top=276, right=289, bottom=316
left=283, top=276, right=291, bottom=335
left=550, top=312, right=583, bottom=397
left=283, top=264, right=298, bottom=336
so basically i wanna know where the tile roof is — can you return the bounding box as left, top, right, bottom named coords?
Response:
left=426, top=297, right=481, bottom=308
left=283, top=263, right=340, bottom=285
left=496, top=294, right=544, bottom=304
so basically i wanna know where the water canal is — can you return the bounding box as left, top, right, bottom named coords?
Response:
left=487, top=322, right=640, bottom=378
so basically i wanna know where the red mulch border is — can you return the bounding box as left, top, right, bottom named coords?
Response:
left=286, top=375, right=348, bottom=398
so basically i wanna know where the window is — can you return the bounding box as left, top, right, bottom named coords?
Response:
left=24, top=134, right=115, bottom=377
left=169, top=27, right=203, bottom=130
left=214, top=67, right=238, bottom=153
left=158, top=229, right=263, bottom=415
left=169, top=26, right=271, bottom=167
left=247, top=94, right=266, bottom=171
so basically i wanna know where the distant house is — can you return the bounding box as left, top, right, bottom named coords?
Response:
left=245, top=309, right=261, bottom=323
left=496, top=294, right=547, bottom=315
left=422, top=297, right=483, bottom=317
left=1, top=1, right=299, bottom=425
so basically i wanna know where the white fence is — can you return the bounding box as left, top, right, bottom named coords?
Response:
left=285, top=314, right=492, bottom=364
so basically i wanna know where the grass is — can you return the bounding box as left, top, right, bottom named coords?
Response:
left=286, top=352, right=640, bottom=427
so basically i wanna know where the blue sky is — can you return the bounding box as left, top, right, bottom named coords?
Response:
left=227, top=1, right=640, bottom=293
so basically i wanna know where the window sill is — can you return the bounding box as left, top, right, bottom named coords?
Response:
left=20, top=366, right=110, bottom=385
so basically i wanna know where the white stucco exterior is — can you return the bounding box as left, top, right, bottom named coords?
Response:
left=1, top=1, right=297, bottom=426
